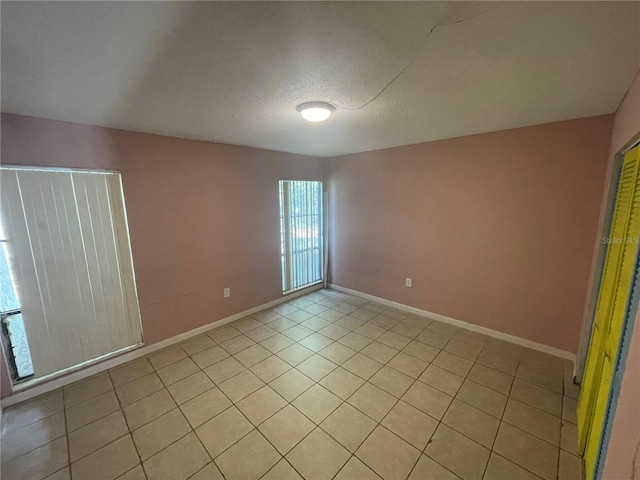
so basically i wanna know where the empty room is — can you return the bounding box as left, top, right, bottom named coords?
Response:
left=1, top=2, right=639, bottom=480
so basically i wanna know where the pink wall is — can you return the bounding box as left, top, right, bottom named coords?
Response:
left=602, top=70, right=640, bottom=480
left=325, top=115, right=614, bottom=353
left=0, top=113, right=322, bottom=398
left=0, top=110, right=623, bottom=401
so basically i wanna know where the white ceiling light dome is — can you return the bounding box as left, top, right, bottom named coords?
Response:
left=297, top=102, right=335, bottom=122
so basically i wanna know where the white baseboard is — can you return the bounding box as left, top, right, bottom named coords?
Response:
left=1, top=284, right=322, bottom=408
left=329, top=284, right=576, bottom=362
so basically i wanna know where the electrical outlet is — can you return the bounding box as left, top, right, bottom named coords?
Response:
left=224, top=287, right=231, bottom=298
left=405, top=278, right=412, bottom=287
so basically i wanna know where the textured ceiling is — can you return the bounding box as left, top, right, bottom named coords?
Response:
left=2, top=1, right=639, bottom=157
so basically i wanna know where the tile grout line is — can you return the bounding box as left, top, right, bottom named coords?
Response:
left=11, top=375, right=544, bottom=478
left=2, top=297, right=324, bottom=478
left=259, top=305, right=407, bottom=478
left=190, top=354, right=320, bottom=478
left=320, top=297, right=464, bottom=477
left=68, top=347, right=525, bottom=479
left=69, top=374, right=143, bottom=479
left=0, top=392, right=64, bottom=439
left=407, top=328, right=486, bottom=480
left=68, top=298, right=328, bottom=478
left=480, top=352, right=518, bottom=480
left=14, top=315, right=410, bottom=475
left=66, top=307, right=309, bottom=476
left=63, top=389, right=72, bottom=480
left=330, top=309, right=471, bottom=478
left=186, top=300, right=344, bottom=477
left=439, top=339, right=567, bottom=479
left=258, top=457, right=302, bottom=480
left=2, top=291, right=575, bottom=480
left=331, top=309, right=435, bottom=479
left=480, top=343, right=568, bottom=479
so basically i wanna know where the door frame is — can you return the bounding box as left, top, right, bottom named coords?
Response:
left=575, top=135, right=640, bottom=479
left=576, top=133, right=640, bottom=382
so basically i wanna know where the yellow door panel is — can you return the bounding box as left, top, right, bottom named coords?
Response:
left=579, top=143, right=640, bottom=479
left=578, top=147, right=639, bottom=451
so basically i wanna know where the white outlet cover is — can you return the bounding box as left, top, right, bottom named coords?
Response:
left=405, top=278, right=412, bottom=287
left=224, top=288, right=230, bottom=297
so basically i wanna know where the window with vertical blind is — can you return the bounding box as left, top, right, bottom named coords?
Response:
left=0, top=166, right=143, bottom=382
left=279, top=180, right=323, bottom=293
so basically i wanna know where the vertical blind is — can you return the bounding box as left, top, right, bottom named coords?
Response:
left=0, top=167, right=143, bottom=379
left=279, top=180, right=323, bottom=293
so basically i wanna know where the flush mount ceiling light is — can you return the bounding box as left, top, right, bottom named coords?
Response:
left=297, top=102, right=335, bottom=122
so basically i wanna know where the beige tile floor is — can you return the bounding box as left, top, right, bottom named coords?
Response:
left=1, top=289, right=584, bottom=480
